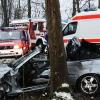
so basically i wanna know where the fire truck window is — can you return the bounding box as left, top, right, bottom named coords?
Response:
left=33, top=23, right=37, bottom=31
left=38, top=22, right=43, bottom=31
left=23, top=23, right=27, bottom=27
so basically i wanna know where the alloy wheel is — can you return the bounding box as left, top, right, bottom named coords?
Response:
left=81, top=76, right=98, bottom=94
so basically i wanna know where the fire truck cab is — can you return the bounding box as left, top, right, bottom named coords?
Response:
left=62, top=11, right=100, bottom=51
left=0, top=28, right=30, bottom=57
left=10, top=18, right=47, bottom=49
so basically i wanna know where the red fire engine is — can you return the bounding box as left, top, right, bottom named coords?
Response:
left=0, top=27, right=30, bottom=57
left=10, top=18, right=47, bottom=49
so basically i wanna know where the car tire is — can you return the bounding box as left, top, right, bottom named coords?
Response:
left=79, top=75, right=100, bottom=96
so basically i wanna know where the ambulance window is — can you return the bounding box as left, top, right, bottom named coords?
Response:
left=63, top=22, right=77, bottom=36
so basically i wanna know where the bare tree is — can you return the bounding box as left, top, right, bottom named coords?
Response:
left=8, top=0, right=13, bottom=20
left=80, top=0, right=96, bottom=11
left=72, top=0, right=76, bottom=16
left=98, top=0, right=100, bottom=8
left=76, top=0, right=80, bottom=13
left=45, top=0, right=68, bottom=97
left=28, top=0, right=31, bottom=18
left=41, top=2, right=45, bottom=17
left=1, top=0, right=13, bottom=26
left=1, top=0, right=8, bottom=26
left=14, top=0, right=22, bottom=19
left=88, top=0, right=91, bottom=9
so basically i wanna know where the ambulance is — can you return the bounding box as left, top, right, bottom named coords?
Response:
left=62, top=11, right=100, bottom=51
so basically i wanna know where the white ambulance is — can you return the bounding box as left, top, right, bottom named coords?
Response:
left=62, top=11, right=100, bottom=50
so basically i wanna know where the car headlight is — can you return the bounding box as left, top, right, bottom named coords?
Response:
left=14, top=45, right=20, bottom=49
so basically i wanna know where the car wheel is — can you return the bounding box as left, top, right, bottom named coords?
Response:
left=79, top=75, right=100, bottom=96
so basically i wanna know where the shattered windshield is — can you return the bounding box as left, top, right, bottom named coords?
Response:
left=8, top=51, right=32, bottom=68
left=0, top=31, right=21, bottom=40
left=8, top=48, right=41, bottom=68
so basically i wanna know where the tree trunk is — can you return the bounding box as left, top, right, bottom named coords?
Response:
left=1, top=0, right=9, bottom=27
left=14, top=0, right=22, bottom=19
left=8, top=0, right=13, bottom=20
left=98, top=0, right=100, bottom=8
left=45, top=0, right=68, bottom=97
left=72, top=0, right=76, bottom=16
left=76, top=0, right=80, bottom=13
left=28, top=0, right=31, bottom=18
left=88, top=0, right=91, bottom=9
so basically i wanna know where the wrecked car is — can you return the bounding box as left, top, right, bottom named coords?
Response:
left=0, top=48, right=49, bottom=99
left=0, top=39, right=100, bottom=98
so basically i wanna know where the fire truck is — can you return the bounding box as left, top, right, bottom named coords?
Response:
left=0, top=28, right=30, bottom=57
left=10, top=18, right=47, bottom=49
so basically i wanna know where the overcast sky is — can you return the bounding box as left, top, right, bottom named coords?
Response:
left=60, top=0, right=73, bottom=19
left=15, top=0, right=99, bottom=20
left=59, top=0, right=98, bottom=20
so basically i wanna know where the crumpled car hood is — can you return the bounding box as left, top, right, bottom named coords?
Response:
left=0, top=64, right=12, bottom=79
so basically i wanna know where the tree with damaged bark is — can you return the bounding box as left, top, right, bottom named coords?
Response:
left=45, top=0, right=68, bottom=97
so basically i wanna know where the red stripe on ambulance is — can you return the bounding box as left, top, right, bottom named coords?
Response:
left=72, top=14, right=100, bottom=20
left=63, top=39, right=100, bottom=43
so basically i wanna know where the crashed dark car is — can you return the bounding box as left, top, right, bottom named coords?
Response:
left=0, top=39, right=100, bottom=98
